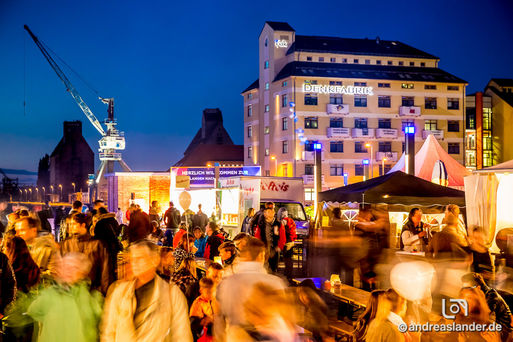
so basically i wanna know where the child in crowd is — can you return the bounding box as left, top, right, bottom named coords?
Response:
left=190, top=277, right=216, bottom=342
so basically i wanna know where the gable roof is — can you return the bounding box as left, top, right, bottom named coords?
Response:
left=174, top=144, right=243, bottom=167
left=485, top=85, right=513, bottom=108
left=265, top=21, right=295, bottom=32
left=490, top=78, right=513, bottom=88
left=241, top=79, right=259, bottom=94
left=288, top=35, right=438, bottom=59
left=274, top=61, right=467, bottom=84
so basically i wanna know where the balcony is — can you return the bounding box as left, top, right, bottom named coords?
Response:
left=327, top=127, right=351, bottom=138
left=399, top=106, right=421, bottom=117
left=422, top=129, right=444, bottom=139
left=376, top=151, right=398, bottom=162
left=302, top=175, right=325, bottom=185
left=302, top=151, right=325, bottom=161
left=351, top=128, right=375, bottom=138
left=326, top=103, right=349, bottom=115
left=375, top=128, right=398, bottom=139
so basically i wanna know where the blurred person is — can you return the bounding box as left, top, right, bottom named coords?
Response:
left=401, top=208, right=428, bottom=252
left=215, top=237, right=287, bottom=341
left=241, top=208, right=255, bottom=235
left=149, top=220, right=164, bottom=244
left=249, top=202, right=275, bottom=236
left=59, top=200, right=83, bottom=241
left=92, top=206, right=122, bottom=280
left=27, top=252, right=103, bottom=342
left=149, top=200, right=161, bottom=225
left=469, top=226, right=494, bottom=276
left=182, top=208, right=195, bottom=229
left=192, top=204, right=209, bottom=232
left=14, top=216, right=58, bottom=275
left=69, top=200, right=83, bottom=215
left=173, top=222, right=188, bottom=249
left=232, top=232, right=250, bottom=253
left=353, top=289, right=386, bottom=342
left=254, top=207, right=286, bottom=273
left=193, top=226, right=207, bottom=257
left=125, top=203, right=138, bottom=222
left=444, top=204, right=467, bottom=239
left=171, top=256, right=198, bottom=295
left=0, top=251, right=15, bottom=317
left=190, top=277, right=217, bottom=342
left=186, top=263, right=224, bottom=308
left=0, top=196, right=10, bottom=233
left=101, top=240, right=193, bottom=341
left=126, top=209, right=152, bottom=244
left=60, top=213, right=112, bottom=295
left=218, top=241, right=238, bottom=277
left=4, top=235, right=40, bottom=293
left=204, top=222, right=225, bottom=261
left=53, top=206, right=66, bottom=242
left=277, top=207, right=297, bottom=280
left=295, top=281, right=330, bottom=342
left=329, top=207, right=346, bottom=229
left=157, top=247, right=174, bottom=282
left=164, top=201, right=181, bottom=229
left=462, top=272, right=512, bottom=340
left=365, top=288, right=408, bottom=342
left=93, top=199, right=105, bottom=211
left=37, top=205, right=53, bottom=233
left=173, top=233, right=196, bottom=272
left=427, top=213, right=470, bottom=259
left=115, top=207, right=124, bottom=225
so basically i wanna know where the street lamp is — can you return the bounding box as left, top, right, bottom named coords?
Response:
left=35, top=187, right=39, bottom=201
left=59, top=184, right=63, bottom=202
left=19, top=189, right=22, bottom=201
left=28, top=188, right=32, bottom=201
left=382, top=157, right=387, bottom=176
left=365, top=143, right=374, bottom=179
left=270, top=155, right=278, bottom=176
left=50, top=185, right=54, bottom=194
left=72, top=182, right=76, bottom=193
left=24, top=189, right=28, bottom=201
left=42, top=186, right=46, bottom=202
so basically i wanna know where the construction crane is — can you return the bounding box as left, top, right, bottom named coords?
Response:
left=24, top=25, right=131, bottom=186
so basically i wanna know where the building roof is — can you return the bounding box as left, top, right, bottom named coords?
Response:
left=486, top=85, right=513, bottom=108
left=274, top=61, right=467, bottom=84
left=241, top=79, right=259, bottom=94
left=490, top=78, right=513, bottom=88
left=184, top=108, right=234, bottom=155
left=174, top=144, right=244, bottom=167
left=287, top=35, right=438, bottom=59
left=264, top=21, right=295, bottom=32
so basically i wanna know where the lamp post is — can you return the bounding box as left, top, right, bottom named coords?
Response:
left=19, top=189, right=22, bottom=201
left=72, top=182, right=76, bottom=193
left=28, top=188, right=32, bottom=201
left=42, top=186, right=46, bottom=202
left=363, top=159, right=370, bottom=181
left=270, top=155, right=278, bottom=176
left=24, top=189, right=27, bottom=201
left=365, top=143, right=374, bottom=179
left=59, top=184, right=63, bottom=202
left=35, top=187, right=39, bottom=201
left=382, top=157, right=387, bottom=176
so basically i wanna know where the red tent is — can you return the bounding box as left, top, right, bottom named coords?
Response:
left=389, top=134, right=470, bottom=188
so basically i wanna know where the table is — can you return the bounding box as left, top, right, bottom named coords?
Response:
left=292, top=277, right=370, bottom=308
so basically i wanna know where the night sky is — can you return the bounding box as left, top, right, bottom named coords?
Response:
left=1, top=0, right=512, bottom=173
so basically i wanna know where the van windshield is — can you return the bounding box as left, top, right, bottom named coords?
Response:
left=272, top=202, right=307, bottom=221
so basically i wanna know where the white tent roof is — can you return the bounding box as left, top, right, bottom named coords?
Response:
left=474, top=159, right=513, bottom=173
left=388, top=134, right=470, bottom=187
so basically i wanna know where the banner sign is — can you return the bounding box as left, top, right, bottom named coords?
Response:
left=171, top=166, right=261, bottom=188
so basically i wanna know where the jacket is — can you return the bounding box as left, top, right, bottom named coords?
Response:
left=164, top=207, right=181, bottom=228
left=204, top=233, right=225, bottom=260
left=29, top=233, right=59, bottom=275
left=254, top=217, right=286, bottom=250
left=281, top=217, right=297, bottom=243
left=60, top=234, right=112, bottom=295
left=192, top=212, right=209, bottom=230
left=0, top=252, right=15, bottom=314
left=173, top=229, right=187, bottom=249
left=100, top=275, right=193, bottom=342
left=194, top=236, right=207, bottom=258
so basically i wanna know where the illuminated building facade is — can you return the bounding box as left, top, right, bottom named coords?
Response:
left=242, top=21, right=467, bottom=195
left=464, top=92, right=493, bottom=169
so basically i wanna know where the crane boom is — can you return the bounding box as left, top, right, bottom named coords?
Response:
left=24, top=25, right=106, bottom=136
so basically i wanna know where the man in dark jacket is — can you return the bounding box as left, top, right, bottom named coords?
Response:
left=254, top=207, right=286, bottom=273
left=249, top=202, right=275, bottom=236
left=92, top=206, right=122, bottom=281
left=204, top=222, right=225, bottom=260
left=61, top=213, right=112, bottom=295
left=192, top=204, right=209, bottom=231
left=163, top=202, right=181, bottom=229
left=0, top=251, right=15, bottom=316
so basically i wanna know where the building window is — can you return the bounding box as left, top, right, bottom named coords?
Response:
left=247, top=126, right=252, bottom=137
left=265, top=148, right=270, bottom=156
left=318, top=57, right=324, bottom=62
left=329, top=81, right=342, bottom=86
left=401, top=83, right=414, bottom=89
left=330, top=57, right=336, bottom=62
left=355, top=142, right=367, bottom=153
left=304, top=141, right=317, bottom=152
left=398, top=61, right=404, bottom=66
left=282, top=81, right=288, bottom=87
left=330, top=141, right=344, bottom=153
left=282, top=141, right=288, bottom=154
left=304, top=93, right=318, bottom=106
left=447, top=98, right=459, bottom=110
left=247, top=105, right=252, bottom=117
left=402, top=96, right=415, bottom=106
left=282, top=118, right=288, bottom=131
left=330, top=164, right=344, bottom=176
left=354, top=118, right=368, bottom=129
left=402, top=142, right=405, bottom=152
left=354, top=82, right=367, bottom=87
left=330, top=118, right=343, bottom=128
left=354, top=95, right=367, bottom=107
left=305, top=164, right=314, bottom=175
left=448, top=143, right=460, bottom=154
left=424, top=120, right=437, bottom=131
left=376, top=60, right=381, bottom=65
left=380, top=164, right=392, bottom=176
left=365, top=59, right=371, bottom=64
left=483, top=108, right=492, bottom=130
left=425, top=97, right=437, bottom=109
left=248, top=93, right=253, bottom=100
left=353, top=59, right=359, bottom=64
left=265, top=104, right=270, bottom=112
left=355, top=164, right=364, bottom=176
left=379, top=141, right=392, bottom=152
left=402, top=120, right=415, bottom=131
left=410, top=61, right=415, bottom=66
left=329, top=94, right=343, bottom=104
left=264, top=38, right=268, bottom=47
left=282, top=94, right=288, bottom=107
left=483, top=132, right=492, bottom=150
left=448, top=120, right=459, bottom=132
left=387, top=61, right=393, bottom=65
left=378, top=95, right=391, bottom=108
left=264, top=60, right=269, bottom=69
left=425, top=84, right=436, bottom=90
left=447, top=85, right=459, bottom=91
left=378, top=83, right=391, bottom=88
left=247, top=146, right=252, bottom=159
left=421, top=62, right=425, bottom=67
left=264, top=126, right=270, bottom=134
left=378, top=119, right=391, bottom=129
left=305, top=117, right=318, bottom=129
left=483, top=151, right=492, bottom=167
left=265, top=82, right=269, bottom=90
left=306, top=56, right=312, bottom=61
left=342, top=58, right=348, bottom=63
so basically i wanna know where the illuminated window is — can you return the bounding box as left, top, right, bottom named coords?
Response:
left=378, top=96, right=391, bottom=108
left=304, top=94, right=318, bottom=106
left=264, top=126, right=270, bottom=134
left=265, top=148, right=270, bottom=156
left=425, top=97, right=437, bottom=109
left=305, top=188, right=315, bottom=201
left=265, top=104, right=270, bottom=112
left=483, top=152, right=492, bottom=167
left=402, top=96, right=415, bottom=106
left=483, top=132, right=492, bottom=151
left=483, top=108, right=492, bottom=130
left=448, top=120, right=459, bottom=132
left=448, top=143, right=460, bottom=154
left=282, top=118, right=288, bottom=131
left=401, top=83, right=414, bottom=89
left=282, top=141, right=288, bottom=154
left=305, top=117, right=318, bottom=129
left=264, top=60, right=269, bottom=69
left=447, top=98, right=459, bottom=110
left=265, top=82, right=269, bottom=90
left=330, top=164, right=344, bottom=176
left=424, top=120, right=437, bottom=131
left=282, top=81, right=288, bottom=87
left=355, top=164, right=364, bottom=176
left=330, top=141, right=344, bottom=153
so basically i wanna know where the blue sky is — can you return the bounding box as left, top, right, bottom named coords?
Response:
left=1, top=0, right=512, bottom=172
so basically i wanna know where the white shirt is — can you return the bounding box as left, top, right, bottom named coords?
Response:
left=401, top=230, right=422, bottom=252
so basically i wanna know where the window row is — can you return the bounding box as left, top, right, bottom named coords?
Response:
left=304, top=164, right=393, bottom=176
left=304, top=56, right=428, bottom=67
left=303, top=94, right=460, bottom=109
left=304, top=117, right=460, bottom=132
